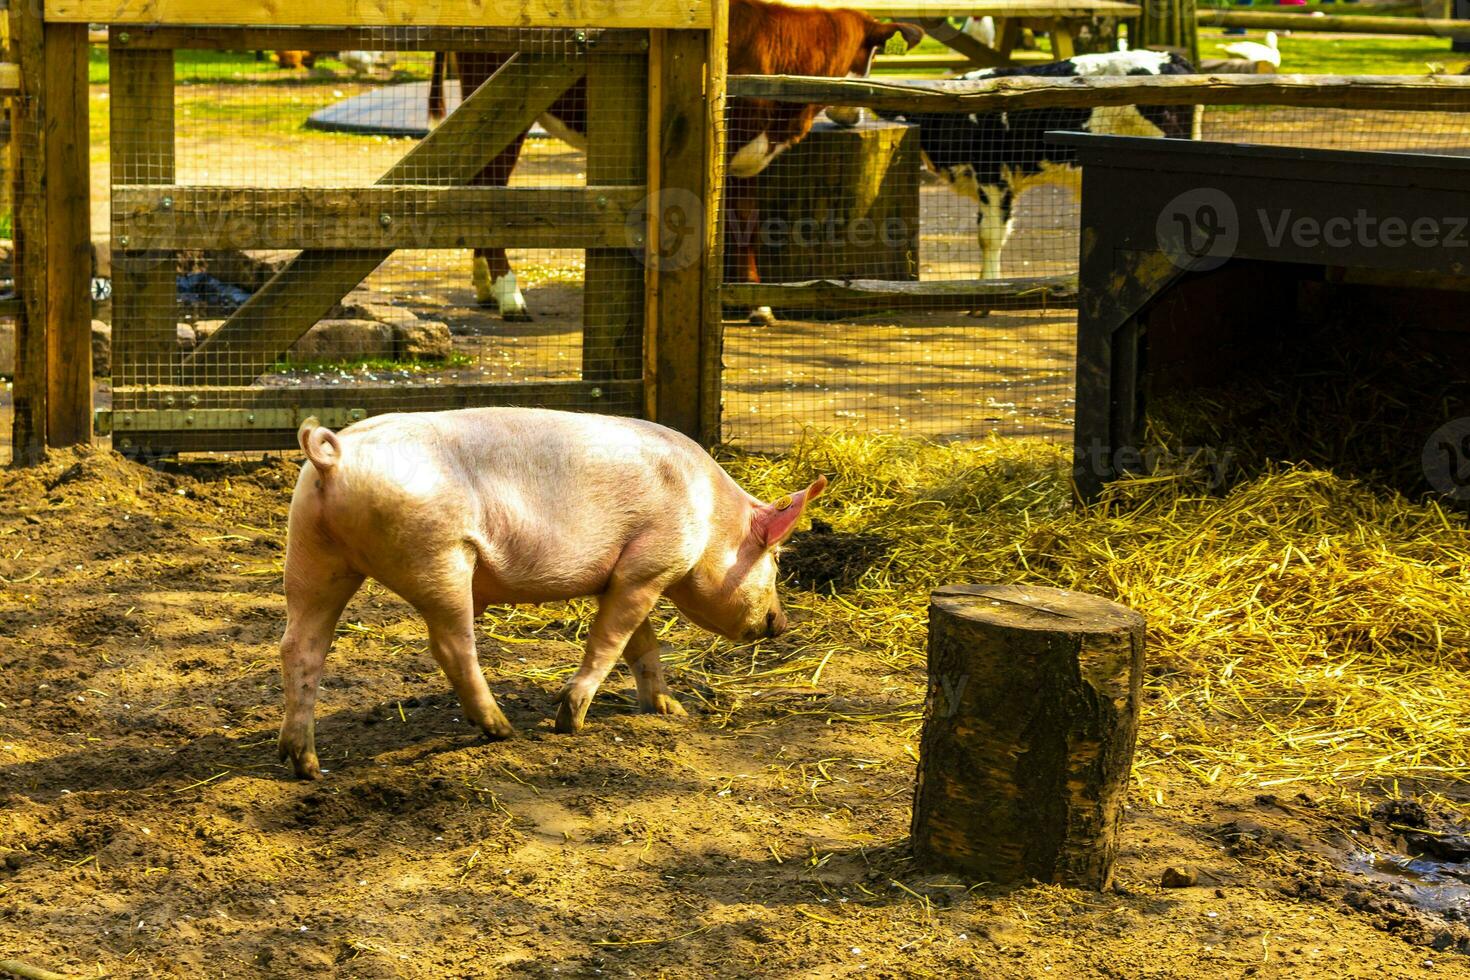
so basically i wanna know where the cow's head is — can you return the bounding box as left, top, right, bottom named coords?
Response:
left=851, top=20, right=925, bottom=77
left=828, top=19, right=924, bottom=127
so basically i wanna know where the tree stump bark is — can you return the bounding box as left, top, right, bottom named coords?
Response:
left=912, top=584, right=1145, bottom=889
left=753, top=118, right=920, bottom=286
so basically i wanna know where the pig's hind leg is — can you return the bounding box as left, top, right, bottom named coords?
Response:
left=400, top=548, right=515, bottom=742
left=278, top=560, right=364, bottom=780
left=623, top=618, right=687, bottom=718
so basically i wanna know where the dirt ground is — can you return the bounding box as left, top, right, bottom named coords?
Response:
left=1, top=446, right=1467, bottom=978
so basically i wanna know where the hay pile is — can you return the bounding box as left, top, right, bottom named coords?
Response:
left=686, top=432, right=1470, bottom=814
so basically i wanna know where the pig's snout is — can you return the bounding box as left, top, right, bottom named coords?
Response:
left=749, top=608, right=787, bottom=642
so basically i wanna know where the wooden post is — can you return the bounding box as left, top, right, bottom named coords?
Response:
left=10, top=0, right=48, bottom=462
left=42, top=22, right=91, bottom=445
left=8, top=0, right=90, bottom=460
left=1136, top=0, right=1197, bottom=65
left=645, top=20, right=724, bottom=443
left=912, top=584, right=1145, bottom=890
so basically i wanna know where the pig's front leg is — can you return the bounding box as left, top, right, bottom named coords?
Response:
left=623, top=618, right=687, bottom=718
left=555, top=581, right=665, bottom=734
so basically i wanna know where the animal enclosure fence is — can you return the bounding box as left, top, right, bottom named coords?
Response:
left=8, top=7, right=1470, bottom=462
left=717, top=72, right=1470, bottom=450
left=6, top=0, right=726, bottom=462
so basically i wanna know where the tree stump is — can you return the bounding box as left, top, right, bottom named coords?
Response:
left=912, top=584, right=1145, bottom=889
left=753, top=118, right=920, bottom=286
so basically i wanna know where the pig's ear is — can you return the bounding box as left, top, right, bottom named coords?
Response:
left=755, top=475, right=828, bottom=550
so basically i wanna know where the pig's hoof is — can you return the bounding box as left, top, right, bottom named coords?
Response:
left=643, top=693, right=688, bottom=718
left=553, top=686, right=591, bottom=734
left=477, top=713, right=515, bottom=741
left=279, top=739, right=323, bottom=781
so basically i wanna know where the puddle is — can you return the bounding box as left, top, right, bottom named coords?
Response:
left=1348, top=850, right=1470, bottom=919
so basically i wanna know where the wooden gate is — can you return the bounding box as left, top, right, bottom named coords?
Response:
left=18, top=0, right=725, bottom=458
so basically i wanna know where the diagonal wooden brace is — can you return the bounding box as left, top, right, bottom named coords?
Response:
left=179, top=53, right=586, bottom=386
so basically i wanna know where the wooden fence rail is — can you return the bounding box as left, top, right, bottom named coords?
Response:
left=728, top=73, right=1470, bottom=112
left=43, top=0, right=710, bottom=28
left=722, top=276, right=1078, bottom=316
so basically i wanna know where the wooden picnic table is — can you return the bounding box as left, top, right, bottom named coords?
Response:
left=785, top=0, right=1143, bottom=68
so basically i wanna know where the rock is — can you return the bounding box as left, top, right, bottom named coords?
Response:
left=325, top=290, right=384, bottom=318
left=1160, top=866, right=1198, bottom=888
left=394, top=320, right=452, bottom=361
left=192, top=320, right=226, bottom=345
left=91, top=239, right=112, bottom=279
left=176, top=323, right=197, bottom=351
left=336, top=300, right=420, bottom=326
left=289, top=319, right=394, bottom=361
left=0, top=319, right=13, bottom=375
left=91, top=320, right=111, bottom=376
left=208, top=250, right=297, bottom=291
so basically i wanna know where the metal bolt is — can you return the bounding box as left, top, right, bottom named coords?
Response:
left=590, top=387, right=603, bottom=399
left=116, top=31, right=131, bottom=44
left=631, top=232, right=646, bottom=246
left=574, top=29, right=587, bottom=44
left=161, top=196, right=173, bottom=211
left=246, top=414, right=256, bottom=424
left=596, top=195, right=609, bottom=209
left=379, top=212, right=393, bottom=228
left=117, top=235, right=129, bottom=248
left=163, top=396, right=174, bottom=408
left=184, top=415, right=194, bottom=426
left=187, top=394, right=199, bottom=407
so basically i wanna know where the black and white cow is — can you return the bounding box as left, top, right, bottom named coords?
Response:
left=882, top=50, right=1197, bottom=281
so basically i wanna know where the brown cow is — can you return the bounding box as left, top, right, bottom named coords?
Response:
left=428, top=0, right=921, bottom=324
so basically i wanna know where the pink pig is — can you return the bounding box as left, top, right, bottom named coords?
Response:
left=278, top=407, right=826, bottom=779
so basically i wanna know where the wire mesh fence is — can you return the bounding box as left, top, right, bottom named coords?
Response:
left=8, top=16, right=1470, bottom=461
left=718, top=86, right=1470, bottom=451
left=100, top=28, right=649, bottom=455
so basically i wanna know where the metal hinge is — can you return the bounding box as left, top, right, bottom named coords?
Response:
left=95, top=407, right=366, bottom=436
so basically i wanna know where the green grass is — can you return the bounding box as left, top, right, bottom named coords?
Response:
left=874, top=24, right=1462, bottom=76
left=0, top=211, right=11, bottom=240
left=87, top=47, right=435, bottom=86
left=270, top=353, right=475, bottom=375
left=1203, top=29, right=1463, bottom=73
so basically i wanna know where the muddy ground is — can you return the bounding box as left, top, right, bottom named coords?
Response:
left=1, top=446, right=1468, bottom=978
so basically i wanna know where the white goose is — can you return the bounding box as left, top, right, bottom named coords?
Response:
left=1219, top=31, right=1281, bottom=73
